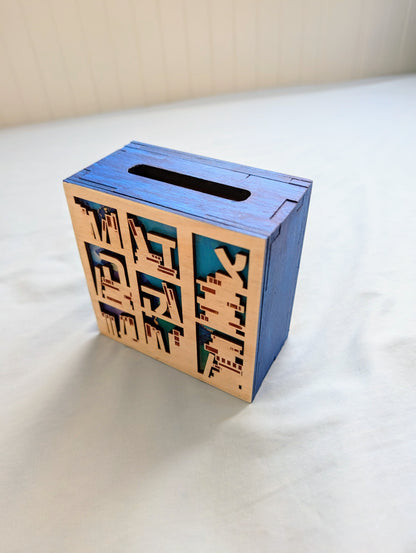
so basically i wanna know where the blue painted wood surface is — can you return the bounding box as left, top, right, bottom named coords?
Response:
left=66, top=141, right=310, bottom=239
left=253, top=187, right=312, bottom=399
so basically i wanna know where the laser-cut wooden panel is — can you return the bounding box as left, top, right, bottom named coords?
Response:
left=64, top=142, right=312, bottom=401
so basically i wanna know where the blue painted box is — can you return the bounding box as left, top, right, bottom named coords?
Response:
left=64, top=141, right=312, bottom=401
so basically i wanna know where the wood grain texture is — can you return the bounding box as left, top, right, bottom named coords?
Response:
left=253, top=186, right=312, bottom=398
left=64, top=181, right=266, bottom=401
left=2, top=0, right=414, bottom=127
left=64, top=142, right=311, bottom=400
left=66, top=141, right=309, bottom=238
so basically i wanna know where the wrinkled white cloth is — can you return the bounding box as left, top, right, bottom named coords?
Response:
left=1, top=75, right=415, bottom=553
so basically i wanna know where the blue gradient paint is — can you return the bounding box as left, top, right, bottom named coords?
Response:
left=85, top=243, right=128, bottom=283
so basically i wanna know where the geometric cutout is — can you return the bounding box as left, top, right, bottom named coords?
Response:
left=75, top=197, right=123, bottom=248
left=85, top=243, right=134, bottom=311
left=99, top=302, right=139, bottom=343
left=127, top=213, right=179, bottom=279
left=197, top=323, right=245, bottom=380
left=142, top=312, right=183, bottom=355
left=137, top=272, right=182, bottom=325
left=193, top=235, right=249, bottom=338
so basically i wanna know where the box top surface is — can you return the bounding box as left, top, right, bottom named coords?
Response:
left=64, top=141, right=312, bottom=239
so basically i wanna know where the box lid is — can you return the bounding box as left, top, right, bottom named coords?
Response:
left=64, top=141, right=312, bottom=239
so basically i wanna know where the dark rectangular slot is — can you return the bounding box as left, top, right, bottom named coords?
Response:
left=128, top=164, right=250, bottom=201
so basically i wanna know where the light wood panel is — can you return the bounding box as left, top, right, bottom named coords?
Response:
left=64, top=180, right=266, bottom=402
left=1, top=0, right=415, bottom=128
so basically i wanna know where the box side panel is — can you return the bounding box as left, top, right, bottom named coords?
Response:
left=63, top=181, right=265, bottom=402
left=252, top=186, right=312, bottom=399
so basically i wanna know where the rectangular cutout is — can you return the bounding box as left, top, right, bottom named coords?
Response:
left=128, top=164, right=251, bottom=202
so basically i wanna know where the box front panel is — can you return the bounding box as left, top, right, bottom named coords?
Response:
left=64, top=182, right=265, bottom=401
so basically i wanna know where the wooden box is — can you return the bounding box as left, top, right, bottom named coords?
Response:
left=64, top=142, right=312, bottom=401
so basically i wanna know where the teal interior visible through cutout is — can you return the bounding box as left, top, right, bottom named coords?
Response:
left=143, top=312, right=182, bottom=353
left=128, top=212, right=179, bottom=273
left=196, top=324, right=245, bottom=374
left=197, top=323, right=215, bottom=373
left=85, top=243, right=130, bottom=287
left=193, top=234, right=249, bottom=287
left=156, top=318, right=177, bottom=335
left=75, top=198, right=109, bottom=213
left=137, top=272, right=182, bottom=316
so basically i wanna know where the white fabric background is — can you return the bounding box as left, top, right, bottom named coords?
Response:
left=1, top=75, right=415, bottom=553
